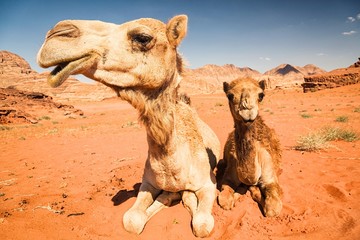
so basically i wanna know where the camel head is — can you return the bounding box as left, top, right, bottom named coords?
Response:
left=37, top=15, right=187, bottom=89
left=223, top=78, right=266, bottom=123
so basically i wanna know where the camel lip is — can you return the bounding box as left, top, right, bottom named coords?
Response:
left=243, top=119, right=255, bottom=124
left=46, top=55, right=92, bottom=88
left=50, top=62, right=70, bottom=76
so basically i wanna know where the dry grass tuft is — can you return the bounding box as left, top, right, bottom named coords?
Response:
left=295, top=126, right=358, bottom=152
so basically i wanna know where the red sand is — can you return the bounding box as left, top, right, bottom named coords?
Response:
left=1, top=84, right=360, bottom=239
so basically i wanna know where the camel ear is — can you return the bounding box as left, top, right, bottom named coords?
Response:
left=223, top=82, right=230, bottom=93
left=223, top=82, right=234, bottom=101
left=166, top=15, right=188, bottom=47
left=259, top=80, right=266, bottom=90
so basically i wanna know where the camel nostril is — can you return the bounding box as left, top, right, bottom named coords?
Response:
left=47, top=23, right=80, bottom=40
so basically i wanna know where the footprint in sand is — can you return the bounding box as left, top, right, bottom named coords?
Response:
left=323, top=184, right=347, bottom=202
left=336, top=209, right=355, bottom=234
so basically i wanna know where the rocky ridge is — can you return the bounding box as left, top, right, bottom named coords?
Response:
left=0, top=87, right=83, bottom=124
left=302, top=58, right=360, bottom=93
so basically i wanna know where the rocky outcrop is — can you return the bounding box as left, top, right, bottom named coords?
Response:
left=0, top=50, right=37, bottom=75
left=349, top=57, right=360, bottom=68
left=302, top=58, right=360, bottom=93
left=302, top=71, right=360, bottom=93
left=0, top=87, right=83, bottom=124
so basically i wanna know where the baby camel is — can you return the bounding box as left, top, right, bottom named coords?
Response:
left=37, top=15, right=220, bottom=237
left=218, top=77, right=282, bottom=217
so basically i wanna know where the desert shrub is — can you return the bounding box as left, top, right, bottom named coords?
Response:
left=295, top=132, right=329, bottom=151
left=321, top=127, right=358, bottom=142
left=300, top=113, right=313, bottom=119
left=40, top=115, right=51, bottom=120
left=335, top=116, right=348, bottom=122
left=354, top=107, right=360, bottom=113
left=295, top=126, right=358, bottom=151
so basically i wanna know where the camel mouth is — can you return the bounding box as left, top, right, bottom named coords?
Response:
left=47, top=55, right=93, bottom=88
left=50, top=62, right=70, bottom=76
left=238, top=110, right=258, bottom=123
left=243, top=119, right=255, bottom=123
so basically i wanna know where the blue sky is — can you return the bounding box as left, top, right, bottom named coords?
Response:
left=1, top=0, right=359, bottom=75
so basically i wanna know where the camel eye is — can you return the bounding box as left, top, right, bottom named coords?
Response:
left=128, top=30, right=155, bottom=52
left=132, top=33, right=153, bottom=45
left=258, top=92, right=264, bottom=102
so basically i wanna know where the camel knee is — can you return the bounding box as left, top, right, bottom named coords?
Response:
left=192, top=212, right=214, bottom=238
left=264, top=196, right=282, bottom=217
left=262, top=183, right=283, bottom=217
left=218, top=186, right=235, bottom=210
left=123, top=209, right=148, bottom=234
left=249, top=185, right=263, bottom=203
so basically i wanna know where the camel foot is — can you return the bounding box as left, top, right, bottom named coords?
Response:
left=123, top=209, right=147, bottom=234
left=218, top=188, right=235, bottom=210
left=192, top=212, right=214, bottom=238
left=264, top=197, right=282, bottom=217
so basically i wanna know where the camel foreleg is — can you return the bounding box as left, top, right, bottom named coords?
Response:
left=123, top=183, right=182, bottom=234
left=182, top=181, right=216, bottom=238
left=123, top=182, right=161, bottom=234
left=145, top=191, right=181, bottom=219
left=249, top=182, right=282, bottom=217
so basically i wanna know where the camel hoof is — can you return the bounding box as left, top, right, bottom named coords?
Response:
left=218, top=191, right=234, bottom=210
left=192, top=213, right=214, bottom=238
left=264, top=199, right=282, bottom=217
left=123, top=209, right=147, bottom=234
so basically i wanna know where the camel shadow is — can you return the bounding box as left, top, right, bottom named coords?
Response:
left=111, top=182, right=182, bottom=208
left=215, top=158, right=226, bottom=190
left=111, top=183, right=141, bottom=206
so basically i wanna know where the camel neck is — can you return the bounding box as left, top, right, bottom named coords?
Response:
left=233, top=118, right=260, bottom=163
left=117, top=78, right=178, bottom=152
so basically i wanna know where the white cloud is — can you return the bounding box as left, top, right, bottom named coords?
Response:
left=316, top=53, right=325, bottom=56
left=347, top=16, right=356, bottom=22
left=259, top=57, right=271, bottom=61
left=342, top=30, right=357, bottom=35
left=357, top=13, right=360, bottom=20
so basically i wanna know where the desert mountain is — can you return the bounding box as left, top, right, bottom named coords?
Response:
left=181, top=64, right=262, bottom=94
left=261, top=64, right=326, bottom=89
left=265, top=64, right=301, bottom=76
left=264, top=64, right=326, bottom=77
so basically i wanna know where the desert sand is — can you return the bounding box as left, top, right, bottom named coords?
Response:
left=1, top=84, right=359, bottom=239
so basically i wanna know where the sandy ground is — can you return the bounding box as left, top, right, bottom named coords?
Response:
left=1, top=84, right=360, bottom=239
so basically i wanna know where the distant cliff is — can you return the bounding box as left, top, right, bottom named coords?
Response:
left=302, top=69, right=360, bottom=93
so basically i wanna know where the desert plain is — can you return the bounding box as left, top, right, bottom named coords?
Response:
left=1, top=78, right=360, bottom=239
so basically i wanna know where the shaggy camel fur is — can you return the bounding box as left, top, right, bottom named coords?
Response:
left=37, top=15, right=220, bottom=237
left=218, top=77, right=282, bottom=217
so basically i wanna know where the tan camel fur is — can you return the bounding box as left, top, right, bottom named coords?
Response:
left=218, top=77, right=282, bottom=217
left=37, top=15, right=220, bottom=237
